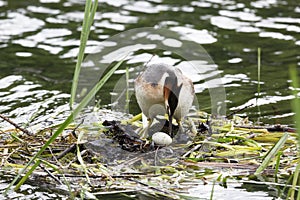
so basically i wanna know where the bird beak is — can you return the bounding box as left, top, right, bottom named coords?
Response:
left=163, top=85, right=171, bottom=116
left=163, top=84, right=173, bottom=136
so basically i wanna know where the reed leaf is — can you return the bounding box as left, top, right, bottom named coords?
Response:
left=14, top=159, right=41, bottom=191
left=254, top=132, right=288, bottom=175
left=289, top=65, right=300, bottom=147
left=288, top=65, right=300, bottom=200
left=210, top=180, right=215, bottom=200
left=215, top=149, right=259, bottom=157
left=256, top=47, right=261, bottom=120
left=274, top=151, right=282, bottom=182
left=289, top=160, right=300, bottom=200
left=70, top=0, right=98, bottom=108
left=198, top=141, right=235, bottom=151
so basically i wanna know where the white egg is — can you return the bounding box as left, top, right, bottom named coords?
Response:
left=152, top=132, right=172, bottom=146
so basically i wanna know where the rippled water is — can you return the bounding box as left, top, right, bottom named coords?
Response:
left=0, top=0, right=299, bottom=198
left=0, top=0, right=299, bottom=128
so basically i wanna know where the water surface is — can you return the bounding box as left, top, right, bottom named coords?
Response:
left=0, top=0, right=299, bottom=127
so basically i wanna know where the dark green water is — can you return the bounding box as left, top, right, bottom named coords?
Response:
left=0, top=0, right=299, bottom=127
left=0, top=0, right=299, bottom=199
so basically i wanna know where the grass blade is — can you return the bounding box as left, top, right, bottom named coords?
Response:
left=70, top=0, right=98, bottom=108
left=289, top=65, right=300, bottom=147
left=210, top=180, right=216, bottom=200
left=256, top=47, right=262, bottom=121
left=289, top=161, right=300, bottom=200
left=14, top=159, right=41, bottom=191
left=274, top=151, right=282, bottom=182
left=87, top=0, right=98, bottom=30
left=288, top=65, right=300, bottom=200
left=254, top=132, right=288, bottom=175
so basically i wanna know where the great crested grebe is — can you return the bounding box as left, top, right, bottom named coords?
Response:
left=134, top=63, right=195, bottom=138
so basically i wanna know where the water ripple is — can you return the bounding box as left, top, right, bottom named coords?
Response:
left=211, top=16, right=259, bottom=32
left=27, top=6, right=60, bottom=15
left=170, top=27, right=217, bottom=44
left=251, top=0, right=279, bottom=8
left=124, top=1, right=169, bottom=14
left=99, top=0, right=129, bottom=7
left=0, top=0, right=6, bottom=6
left=56, top=11, right=85, bottom=22
left=0, top=75, right=70, bottom=126
left=27, top=28, right=72, bottom=43
left=0, top=75, right=23, bottom=90
left=219, top=10, right=262, bottom=21
left=0, top=12, right=44, bottom=39
left=13, top=28, right=72, bottom=54
left=0, top=0, right=298, bottom=130
left=259, top=32, right=294, bottom=40
left=102, top=12, right=138, bottom=24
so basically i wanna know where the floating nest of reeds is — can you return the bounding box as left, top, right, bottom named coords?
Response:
left=0, top=110, right=298, bottom=199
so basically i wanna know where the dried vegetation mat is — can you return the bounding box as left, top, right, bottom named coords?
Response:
left=0, top=112, right=298, bottom=199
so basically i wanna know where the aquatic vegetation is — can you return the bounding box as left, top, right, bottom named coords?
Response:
left=0, top=110, right=298, bottom=199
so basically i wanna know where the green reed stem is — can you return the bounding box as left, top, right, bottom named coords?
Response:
left=70, top=0, right=98, bottom=109
left=210, top=180, right=215, bottom=200
left=14, top=159, right=41, bottom=191
left=256, top=48, right=262, bottom=121
left=289, top=65, right=300, bottom=147
left=288, top=65, right=300, bottom=200
left=274, top=151, right=282, bottom=183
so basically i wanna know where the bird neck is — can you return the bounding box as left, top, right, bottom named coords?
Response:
left=163, top=76, right=183, bottom=116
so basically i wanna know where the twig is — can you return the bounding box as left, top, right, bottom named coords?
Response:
left=144, top=54, right=155, bottom=68
left=71, top=119, right=84, bottom=139
left=235, top=124, right=296, bottom=133
left=39, top=163, right=63, bottom=185
left=1, top=146, right=22, bottom=166
left=1, top=148, right=9, bottom=166
left=56, top=143, right=77, bottom=160
left=93, top=190, right=136, bottom=195
left=47, top=146, right=63, bottom=169
left=182, top=143, right=202, bottom=158
left=55, top=120, right=83, bottom=159
left=182, top=160, right=259, bottom=170
left=0, top=114, right=33, bottom=136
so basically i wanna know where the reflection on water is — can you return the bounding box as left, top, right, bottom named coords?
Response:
left=0, top=0, right=299, bottom=197
left=0, top=0, right=298, bottom=127
left=189, top=181, right=277, bottom=200
left=0, top=75, right=70, bottom=129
